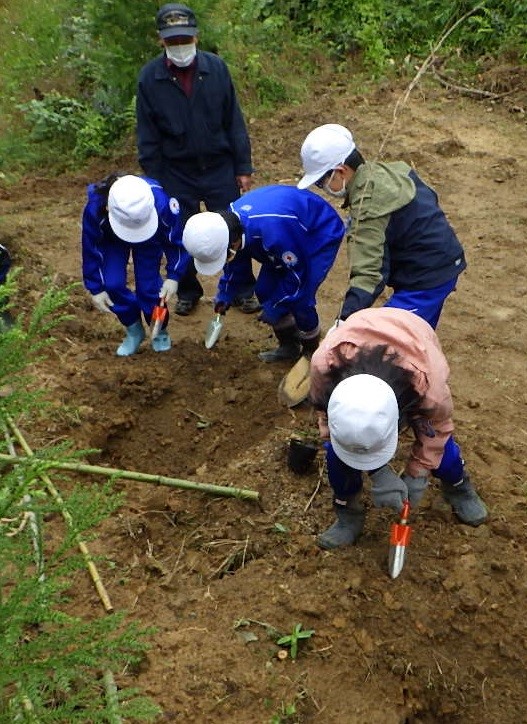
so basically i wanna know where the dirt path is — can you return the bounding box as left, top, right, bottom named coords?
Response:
left=1, top=78, right=526, bottom=723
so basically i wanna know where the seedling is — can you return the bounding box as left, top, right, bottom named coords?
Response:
left=276, top=623, right=315, bottom=660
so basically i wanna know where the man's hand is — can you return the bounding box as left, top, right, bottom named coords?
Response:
left=214, top=301, right=230, bottom=315
left=91, top=291, right=114, bottom=313
left=159, top=279, right=178, bottom=301
left=401, top=473, right=428, bottom=507
left=236, top=174, right=253, bottom=193
left=370, top=465, right=408, bottom=512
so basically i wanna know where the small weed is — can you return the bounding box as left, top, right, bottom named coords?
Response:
left=276, top=623, right=315, bottom=660
left=270, top=700, right=297, bottom=723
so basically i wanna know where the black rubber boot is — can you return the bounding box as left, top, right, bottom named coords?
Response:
left=441, top=473, right=488, bottom=526
left=258, top=325, right=301, bottom=363
left=300, top=333, right=321, bottom=358
left=317, top=496, right=365, bottom=550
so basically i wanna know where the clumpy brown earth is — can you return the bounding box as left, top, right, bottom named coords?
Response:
left=1, top=75, right=526, bottom=723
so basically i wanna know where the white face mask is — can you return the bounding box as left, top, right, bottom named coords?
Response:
left=166, top=43, right=196, bottom=68
left=323, top=170, right=347, bottom=199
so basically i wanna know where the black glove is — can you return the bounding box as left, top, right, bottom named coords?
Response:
left=214, top=301, right=230, bottom=315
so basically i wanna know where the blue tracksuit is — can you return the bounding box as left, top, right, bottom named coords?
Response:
left=0, top=244, right=11, bottom=285
left=81, top=177, right=190, bottom=327
left=216, top=186, right=346, bottom=333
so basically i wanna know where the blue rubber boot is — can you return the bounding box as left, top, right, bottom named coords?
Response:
left=116, top=321, right=145, bottom=357
left=151, top=330, right=172, bottom=352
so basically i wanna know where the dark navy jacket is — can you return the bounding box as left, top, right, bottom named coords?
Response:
left=136, top=51, right=252, bottom=184
left=341, top=161, right=466, bottom=318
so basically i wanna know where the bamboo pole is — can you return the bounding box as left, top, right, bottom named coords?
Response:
left=5, top=418, right=114, bottom=613
left=0, top=453, right=260, bottom=501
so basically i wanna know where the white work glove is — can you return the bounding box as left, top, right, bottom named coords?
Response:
left=401, top=473, right=428, bottom=507
left=370, top=465, right=408, bottom=512
left=91, top=291, right=114, bottom=313
left=159, top=279, right=178, bottom=301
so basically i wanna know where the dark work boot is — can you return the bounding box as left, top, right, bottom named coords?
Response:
left=317, top=496, right=365, bottom=550
left=300, top=333, right=320, bottom=359
left=258, top=324, right=302, bottom=363
left=441, top=473, right=488, bottom=526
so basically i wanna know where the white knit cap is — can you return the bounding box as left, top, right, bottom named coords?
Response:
left=328, top=374, right=399, bottom=470
left=297, top=124, right=356, bottom=189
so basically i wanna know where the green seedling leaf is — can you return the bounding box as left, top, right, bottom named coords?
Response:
left=273, top=522, right=289, bottom=533
left=276, top=623, right=315, bottom=660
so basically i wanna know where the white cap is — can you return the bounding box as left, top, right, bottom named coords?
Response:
left=328, top=374, right=399, bottom=470
left=108, top=176, right=158, bottom=243
left=182, top=211, right=229, bottom=275
left=297, top=124, right=356, bottom=189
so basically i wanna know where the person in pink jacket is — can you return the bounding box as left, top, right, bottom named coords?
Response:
left=309, top=307, right=487, bottom=549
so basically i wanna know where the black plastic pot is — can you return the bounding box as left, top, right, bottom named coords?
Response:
left=287, top=437, right=318, bottom=474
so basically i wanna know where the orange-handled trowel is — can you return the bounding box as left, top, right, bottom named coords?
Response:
left=150, top=297, right=168, bottom=339
left=388, top=500, right=412, bottom=579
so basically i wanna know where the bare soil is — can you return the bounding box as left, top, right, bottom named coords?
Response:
left=1, top=75, right=526, bottom=723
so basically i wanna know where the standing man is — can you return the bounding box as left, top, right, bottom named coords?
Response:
left=297, top=124, right=466, bottom=328
left=182, top=185, right=346, bottom=361
left=136, top=3, right=259, bottom=316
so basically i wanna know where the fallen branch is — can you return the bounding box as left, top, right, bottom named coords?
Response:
left=0, top=452, right=260, bottom=501
left=431, top=67, right=518, bottom=100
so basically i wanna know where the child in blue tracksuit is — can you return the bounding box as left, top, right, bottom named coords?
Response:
left=182, top=185, right=346, bottom=361
left=81, top=174, right=190, bottom=356
left=0, top=243, right=13, bottom=330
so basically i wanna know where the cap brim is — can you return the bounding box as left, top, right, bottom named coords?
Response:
left=159, top=27, right=198, bottom=38
left=194, top=251, right=227, bottom=276
left=108, top=210, right=158, bottom=244
left=297, top=171, right=325, bottom=190
left=330, top=425, right=398, bottom=471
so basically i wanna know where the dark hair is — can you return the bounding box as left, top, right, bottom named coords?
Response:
left=317, top=344, right=427, bottom=430
left=343, top=148, right=365, bottom=170
left=93, top=172, right=125, bottom=204
left=216, top=209, right=243, bottom=245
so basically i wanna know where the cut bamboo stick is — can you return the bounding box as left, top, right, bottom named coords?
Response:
left=0, top=453, right=260, bottom=501
left=5, top=417, right=114, bottom=613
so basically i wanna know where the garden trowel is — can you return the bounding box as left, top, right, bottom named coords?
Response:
left=388, top=500, right=412, bottom=579
left=150, top=297, right=167, bottom=339
left=278, top=355, right=311, bottom=407
left=204, top=313, right=224, bottom=349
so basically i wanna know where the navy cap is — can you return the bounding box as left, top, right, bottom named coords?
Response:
left=156, top=4, right=198, bottom=39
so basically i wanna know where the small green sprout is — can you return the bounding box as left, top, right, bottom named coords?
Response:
left=276, top=623, right=315, bottom=660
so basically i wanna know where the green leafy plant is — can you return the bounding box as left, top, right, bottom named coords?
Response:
left=0, top=280, right=160, bottom=721
left=276, top=623, right=315, bottom=660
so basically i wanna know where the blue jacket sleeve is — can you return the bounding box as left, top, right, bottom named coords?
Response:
left=81, top=189, right=106, bottom=295
left=0, top=244, right=11, bottom=285
left=157, top=200, right=191, bottom=282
